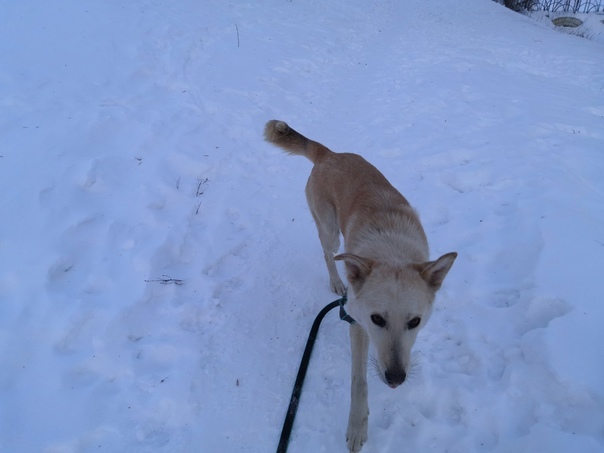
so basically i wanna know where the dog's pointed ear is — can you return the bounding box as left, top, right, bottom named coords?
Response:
left=415, top=252, right=457, bottom=291
left=334, top=254, right=374, bottom=284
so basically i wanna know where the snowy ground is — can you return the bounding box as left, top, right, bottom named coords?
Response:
left=1, top=0, right=603, bottom=452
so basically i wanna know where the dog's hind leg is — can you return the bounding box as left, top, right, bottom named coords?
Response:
left=347, top=323, right=369, bottom=452
left=323, top=248, right=347, bottom=296
left=307, top=200, right=347, bottom=295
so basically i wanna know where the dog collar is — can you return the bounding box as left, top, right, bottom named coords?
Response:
left=338, top=295, right=356, bottom=324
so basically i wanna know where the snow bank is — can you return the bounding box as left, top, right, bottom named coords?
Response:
left=1, top=0, right=603, bottom=452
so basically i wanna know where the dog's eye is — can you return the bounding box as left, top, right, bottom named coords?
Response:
left=370, top=314, right=386, bottom=328
left=407, top=317, right=421, bottom=329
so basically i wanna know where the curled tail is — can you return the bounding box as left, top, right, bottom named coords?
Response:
left=264, top=120, right=331, bottom=163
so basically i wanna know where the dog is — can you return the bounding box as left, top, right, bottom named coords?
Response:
left=264, top=120, right=457, bottom=452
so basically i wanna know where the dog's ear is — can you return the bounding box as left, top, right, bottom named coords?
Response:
left=334, top=254, right=374, bottom=285
left=415, top=252, right=457, bottom=291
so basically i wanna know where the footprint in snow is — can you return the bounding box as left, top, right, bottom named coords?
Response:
left=490, top=288, right=521, bottom=308
left=515, top=296, right=572, bottom=336
left=441, top=169, right=494, bottom=194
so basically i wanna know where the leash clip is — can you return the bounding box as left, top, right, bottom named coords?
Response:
left=338, top=294, right=356, bottom=324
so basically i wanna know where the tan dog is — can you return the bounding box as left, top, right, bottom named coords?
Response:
left=264, top=120, right=457, bottom=452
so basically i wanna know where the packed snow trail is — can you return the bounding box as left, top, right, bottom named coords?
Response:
left=0, top=0, right=603, bottom=452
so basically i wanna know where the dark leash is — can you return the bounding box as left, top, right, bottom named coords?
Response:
left=276, top=295, right=355, bottom=453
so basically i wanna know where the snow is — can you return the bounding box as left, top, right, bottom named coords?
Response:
left=1, top=0, right=603, bottom=452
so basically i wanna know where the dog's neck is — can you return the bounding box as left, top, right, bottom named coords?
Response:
left=345, top=205, right=429, bottom=264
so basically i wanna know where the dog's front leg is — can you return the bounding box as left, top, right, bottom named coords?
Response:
left=346, top=322, right=369, bottom=452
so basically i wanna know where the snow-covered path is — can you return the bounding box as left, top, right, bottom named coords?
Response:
left=1, top=0, right=603, bottom=452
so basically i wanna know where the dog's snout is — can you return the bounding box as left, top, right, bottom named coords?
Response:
left=384, top=369, right=406, bottom=388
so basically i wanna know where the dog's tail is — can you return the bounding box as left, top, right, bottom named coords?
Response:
left=264, top=120, right=331, bottom=163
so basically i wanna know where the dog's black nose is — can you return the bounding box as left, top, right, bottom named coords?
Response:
left=385, top=369, right=406, bottom=388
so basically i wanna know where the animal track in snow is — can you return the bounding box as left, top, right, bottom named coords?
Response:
left=490, top=288, right=521, bottom=308
left=433, top=337, right=481, bottom=377
left=47, top=256, right=77, bottom=290
left=441, top=169, right=494, bottom=194
left=422, top=205, right=451, bottom=228
left=515, top=296, right=572, bottom=336
left=53, top=309, right=96, bottom=354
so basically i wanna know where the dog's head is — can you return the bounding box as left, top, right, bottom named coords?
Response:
left=336, top=252, right=457, bottom=388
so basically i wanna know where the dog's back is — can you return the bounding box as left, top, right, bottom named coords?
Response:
left=265, top=120, right=415, bottom=248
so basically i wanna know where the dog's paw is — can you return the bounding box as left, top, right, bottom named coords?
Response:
left=346, top=413, right=368, bottom=452
left=346, top=426, right=367, bottom=452
left=330, top=278, right=347, bottom=296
